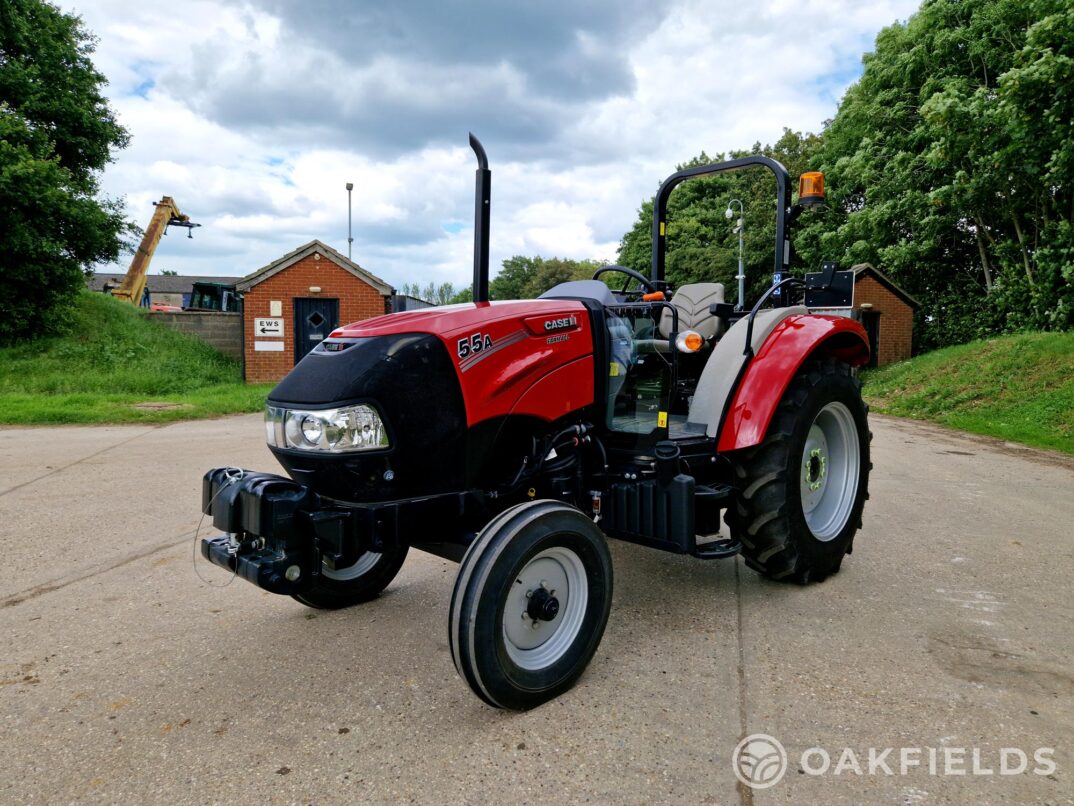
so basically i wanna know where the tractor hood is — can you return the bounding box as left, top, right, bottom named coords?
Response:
left=264, top=299, right=598, bottom=503
left=325, top=299, right=597, bottom=430
left=328, top=300, right=587, bottom=340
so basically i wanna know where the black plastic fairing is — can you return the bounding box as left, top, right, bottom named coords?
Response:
left=267, top=333, right=467, bottom=503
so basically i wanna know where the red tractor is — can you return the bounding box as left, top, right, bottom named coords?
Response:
left=201, top=136, right=870, bottom=710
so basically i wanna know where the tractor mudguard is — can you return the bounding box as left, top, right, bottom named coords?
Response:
left=716, top=315, right=869, bottom=452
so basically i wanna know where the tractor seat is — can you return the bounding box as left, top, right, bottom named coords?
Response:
left=637, top=282, right=726, bottom=353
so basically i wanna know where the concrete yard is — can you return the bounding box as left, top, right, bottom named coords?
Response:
left=0, top=414, right=1070, bottom=804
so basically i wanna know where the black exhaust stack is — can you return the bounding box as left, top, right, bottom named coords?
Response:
left=469, top=133, right=490, bottom=303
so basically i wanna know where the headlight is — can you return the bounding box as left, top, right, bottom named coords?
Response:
left=265, top=404, right=390, bottom=453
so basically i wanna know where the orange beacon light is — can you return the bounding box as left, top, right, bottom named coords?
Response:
left=798, top=171, right=825, bottom=206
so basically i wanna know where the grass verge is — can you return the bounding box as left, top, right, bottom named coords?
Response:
left=862, top=331, right=1074, bottom=455
left=0, top=292, right=272, bottom=424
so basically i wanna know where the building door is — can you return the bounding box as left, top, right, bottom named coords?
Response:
left=860, top=310, right=881, bottom=368
left=294, top=297, right=339, bottom=362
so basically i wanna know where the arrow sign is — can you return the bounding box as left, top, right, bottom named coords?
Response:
left=255, top=317, right=284, bottom=337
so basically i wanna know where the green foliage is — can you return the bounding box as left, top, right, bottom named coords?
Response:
left=863, top=330, right=1074, bottom=454
left=0, top=0, right=130, bottom=344
left=617, top=130, right=823, bottom=305
left=490, top=255, right=606, bottom=300
left=796, top=0, right=1073, bottom=349
left=449, top=286, right=474, bottom=304
left=615, top=1, right=1071, bottom=350
left=399, top=259, right=608, bottom=304
left=0, top=292, right=271, bottom=423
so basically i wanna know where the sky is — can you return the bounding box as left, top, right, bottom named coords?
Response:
left=64, top=0, right=921, bottom=291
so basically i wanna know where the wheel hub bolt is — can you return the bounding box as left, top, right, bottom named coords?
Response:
left=526, top=586, right=560, bottom=622
left=807, top=448, right=827, bottom=491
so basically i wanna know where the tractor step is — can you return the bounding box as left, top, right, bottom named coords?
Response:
left=692, top=537, right=741, bottom=560
left=601, top=478, right=740, bottom=559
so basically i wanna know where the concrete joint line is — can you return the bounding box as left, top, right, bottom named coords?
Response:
left=1, top=530, right=192, bottom=608
left=0, top=425, right=165, bottom=498
left=734, top=558, right=754, bottom=806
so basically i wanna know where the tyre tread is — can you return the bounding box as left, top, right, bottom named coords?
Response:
left=449, top=500, right=612, bottom=710
left=729, top=357, right=870, bottom=584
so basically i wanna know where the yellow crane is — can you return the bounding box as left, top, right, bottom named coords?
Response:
left=111, top=196, right=200, bottom=306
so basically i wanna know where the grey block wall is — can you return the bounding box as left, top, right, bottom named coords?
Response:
left=149, top=312, right=243, bottom=362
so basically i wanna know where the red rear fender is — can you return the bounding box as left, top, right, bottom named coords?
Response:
left=716, top=315, right=869, bottom=452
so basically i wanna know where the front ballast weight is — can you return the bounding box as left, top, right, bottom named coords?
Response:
left=200, top=468, right=414, bottom=607
left=201, top=469, right=320, bottom=595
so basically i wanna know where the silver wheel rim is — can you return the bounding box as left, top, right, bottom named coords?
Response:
left=321, top=551, right=380, bottom=581
left=800, top=401, right=860, bottom=542
left=503, top=546, right=588, bottom=671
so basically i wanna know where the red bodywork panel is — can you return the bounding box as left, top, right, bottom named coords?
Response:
left=332, top=301, right=595, bottom=427
left=717, top=315, right=870, bottom=452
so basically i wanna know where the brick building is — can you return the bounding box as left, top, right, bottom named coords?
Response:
left=850, top=263, right=919, bottom=367
left=237, top=240, right=393, bottom=383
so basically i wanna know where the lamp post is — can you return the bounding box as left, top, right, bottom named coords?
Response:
left=725, top=198, right=745, bottom=310
left=345, top=182, right=354, bottom=260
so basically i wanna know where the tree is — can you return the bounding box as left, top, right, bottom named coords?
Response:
left=995, top=3, right=1074, bottom=329
left=796, top=0, right=1073, bottom=348
left=448, top=286, right=474, bottom=304
left=398, top=281, right=460, bottom=304
left=0, top=0, right=130, bottom=343
left=490, top=255, right=605, bottom=300
left=347, top=5, right=1074, bottom=346
left=489, top=256, right=539, bottom=300
left=617, top=1, right=1072, bottom=350
left=160, top=269, right=178, bottom=276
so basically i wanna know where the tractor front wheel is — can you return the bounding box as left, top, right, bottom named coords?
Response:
left=449, top=500, right=613, bottom=710
left=292, top=544, right=409, bottom=610
left=728, top=358, right=870, bottom=583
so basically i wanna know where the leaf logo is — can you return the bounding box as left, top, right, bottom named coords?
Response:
left=733, top=733, right=788, bottom=789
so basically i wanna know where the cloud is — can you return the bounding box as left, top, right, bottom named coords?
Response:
left=61, top=0, right=920, bottom=291
left=248, top=0, right=650, bottom=100
left=166, top=0, right=662, bottom=159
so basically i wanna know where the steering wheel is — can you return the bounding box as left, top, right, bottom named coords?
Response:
left=593, top=265, right=659, bottom=300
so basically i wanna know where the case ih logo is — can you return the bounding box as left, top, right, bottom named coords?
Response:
left=543, top=316, right=578, bottom=332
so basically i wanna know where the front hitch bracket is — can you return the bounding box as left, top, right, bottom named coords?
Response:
left=200, top=468, right=329, bottom=594
left=198, top=467, right=482, bottom=594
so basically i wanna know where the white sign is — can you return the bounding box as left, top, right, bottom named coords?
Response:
left=254, top=341, right=284, bottom=352
left=255, top=318, right=284, bottom=337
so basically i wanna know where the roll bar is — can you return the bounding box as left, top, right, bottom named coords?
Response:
left=650, top=155, right=792, bottom=287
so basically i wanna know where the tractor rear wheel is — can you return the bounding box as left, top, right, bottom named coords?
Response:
left=728, top=358, right=870, bottom=583
left=450, top=500, right=613, bottom=710
left=292, top=544, right=408, bottom=609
